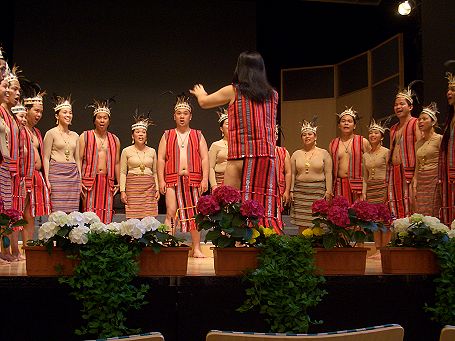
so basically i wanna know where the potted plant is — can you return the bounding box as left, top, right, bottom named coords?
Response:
left=239, top=234, right=326, bottom=333
left=304, top=196, right=391, bottom=275
left=381, top=214, right=454, bottom=274
left=195, top=185, right=276, bottom=275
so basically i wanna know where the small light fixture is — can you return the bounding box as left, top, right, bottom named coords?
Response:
left=398, top=0, right=413, bottom=16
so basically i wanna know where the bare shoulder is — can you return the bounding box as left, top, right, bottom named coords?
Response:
left=316, top=147, right=330, bottom=157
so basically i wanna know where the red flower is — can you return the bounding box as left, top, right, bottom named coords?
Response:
left=240, top=200, right=265, bottom=219
left=331, top=195, right=349, bottom=209
left=197, top=195, right=220, bottom=216
left=212, top=185, right=241, bottom=205
left=0, top=197, right=3, bottom=213
left=312, top=199, right=329, bottom=215
left=375, top=203, right=392, bottom=223
left=327, top=206, right=350, bottom=227
left=4, top=209, right=21, bottom=223
left=351, top=200, right=378, bottom=221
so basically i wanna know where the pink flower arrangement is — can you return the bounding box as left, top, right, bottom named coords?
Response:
left=196, top=185, right=273, bottom=248
left=0, top=201, right=27, bottom=248
left=309, top=196, right=391, bottom=248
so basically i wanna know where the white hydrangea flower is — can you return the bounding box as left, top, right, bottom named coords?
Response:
left=90, top=221, right=107, bottom=234
left=83, top=211, right=101, bottom=224
left=48, top=211, right=69, bottom=226
left=68, top=225, right=89, bottom=244
left=448, top=229, right=455, bottom=239
left=68, top=211, right=85, bottom=226
left=120, top=219, right=144, bottom=239
left=451, top=220, right=455, bottom=230
left=410, top=213, right=424, bottom=224
left=429, top=223, right=450, bottom=235
left=392, top=218, right=410, bottom=233
left=106, top=222, right=121, bottom=234
left=422, top=215, right=440, bottom=227
left=141, top=216, right=161, bottom=232
left=38, top=221, right=59, bottom=241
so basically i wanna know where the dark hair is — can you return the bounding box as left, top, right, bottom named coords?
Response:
left=441, top=104, right=454, bottom=155
left=232, top=51, right=274, bottom=102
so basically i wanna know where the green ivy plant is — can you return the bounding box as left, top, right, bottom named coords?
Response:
left=59, top=232, right=149, bottom=338
left=238, top=235, right=327, bottom=333
left=425, top=238, right=455, bottom=325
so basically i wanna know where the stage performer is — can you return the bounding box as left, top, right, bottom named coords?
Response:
left=79, top=99, right=120, bottom=223
left=43, top=95, right=81, bottom=213
left=439, top=72, right=455, bottom=225
left=120, top=115, right=159, bottom=219
left=275, top=125, right=291, bottom=225
left=20, top=91, right=51, bottom=247
left=190, top=51, right=283, bottom=232
left=388, top=83, right=422, bottom=219
left=414, top=103, right=442, bottom=217
left=291, top=118, right=332, bottom=233
left=1, top=66, right=25, bottom=261
left=157, top=94, right=209, bottom=258
left=329, top=107, right=370, bottom=205
left=208, top=107, right=228, bottom=190
left=362, top=118, right=390, bottom=256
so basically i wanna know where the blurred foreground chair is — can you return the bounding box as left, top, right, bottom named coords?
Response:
left=206, top=324, right=404, bottom=340
left=440, top=325, right=455, bottom=341
left=86, top=331, right=164, bottom=340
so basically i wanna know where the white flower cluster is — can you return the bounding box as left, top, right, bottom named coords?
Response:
left=37, top=211, right=162, bottom=245
left=392, top=214, right=453, bottom=238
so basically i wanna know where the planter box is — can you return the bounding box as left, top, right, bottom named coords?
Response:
left=379, top=247, right=439, bottom=274
left=212, top=247, right=260, bottom=276
left=138, top=247, right=190, bottom=276
left=23, top=246, right=78, bottom=276
left=314, top=247, right=368, bottom=275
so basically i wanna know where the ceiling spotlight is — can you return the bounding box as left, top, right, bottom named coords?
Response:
left=398, top=1, right=413, bottom=16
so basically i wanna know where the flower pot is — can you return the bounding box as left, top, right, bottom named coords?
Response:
left=379, top=247, right=439, bottom=274
left=138, top=247, right=190, bottom=276
left=314, top=247, right=368, bottom=275
left=212, top=247, right=261, bottom=276
left=23, top=246, right=78, bottom=276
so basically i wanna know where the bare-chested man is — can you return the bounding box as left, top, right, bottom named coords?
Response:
left=388, top=86, right=422, bottom=218
left=79, top=99, right=120, bottom=224
left=157, top=94, right=209, bottom=258
left=20, top=92, right=51, bottom=246
left=329, top=107, right=370, bottom=204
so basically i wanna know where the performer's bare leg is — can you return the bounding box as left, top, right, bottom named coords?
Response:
left=22, top=199, right=36, bottom=249
left=223, top=159, right=244, bottom=189
left=164, top=187, right=177, bottom=234
left=190, top=229, right=206, bottom=258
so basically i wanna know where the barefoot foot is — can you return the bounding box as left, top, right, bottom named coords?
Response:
left=192, top=249, right=206, bottom=258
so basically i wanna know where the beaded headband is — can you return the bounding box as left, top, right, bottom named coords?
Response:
left=24, top=91, right=46, bottom=106
left=367, top=117, right=389, bottom=134
left=11, top=103, right=27, bottom=114
left=300, top=116, right=318, bottom=134
left=131, top=113, right=153, bottom=131
left=337, top=107, right=358, bottom=121
left=5, top=64, right=20, bottom=84
left=446, top=72, right=455, bottom=87
left=53, top=95, right=72, bottom=112
left=88, top=99, right=112, bottom=117
left=216, top=107, right=228, bottom=124
left=421, top=102, right=439, bottom=123
left=174, top=94, right=192, bottom=113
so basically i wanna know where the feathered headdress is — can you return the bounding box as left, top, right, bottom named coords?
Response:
left=395, top=80, right=422, bottom=104
left=367, top=116, right=392, bottom=134
left=11, top=102, right=27, bottom=115
left=53, top=94, right=73, bottom=112
left=24, top=91, right=46, bottom=106
left=216, top=107, right=228, bottom=124
left=131, top=108, right=154, bottom=131
left=5, top=64, right=21, bottom=84
left=300, top=116, right=318, bottom=134
left=446, top=72, right=455, bottom=88
left=421, top=102, right=439, bottom=123
left=86, top=96, right=115, bottom=117
left=174, top=93, right=192, bottom=113
left=0, top=45, right=4, bottom=60
left=336, top=107, right=358, bottom=121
